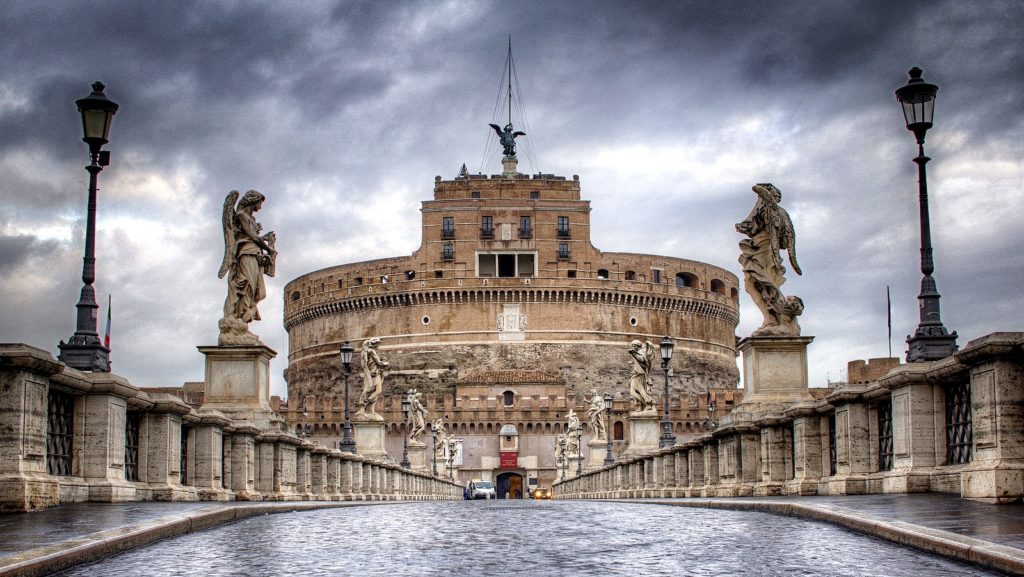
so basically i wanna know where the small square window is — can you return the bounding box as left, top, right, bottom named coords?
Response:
left=567, top=270, right=577, bottom=278
left=472, top=191, right=480, bottom=199
left=530, top=191, right=539, bottom=199
left=434, top=270, right=443, bottom=278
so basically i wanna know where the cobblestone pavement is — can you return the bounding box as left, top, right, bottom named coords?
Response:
left=47, top=500, right=1009, bottom=577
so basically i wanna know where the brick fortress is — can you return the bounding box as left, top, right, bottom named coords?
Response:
left=282, top=155, right=742, bottom=490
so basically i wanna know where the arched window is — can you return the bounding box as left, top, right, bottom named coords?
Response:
left=731, top=287, right=739, bottom=300
left=624, top=270, right=636, bottom=281
left=503, top=390, right=514, bottom=406
left=613, top=421, right=625, bottom=441
left=597, top=268, right=609, bottom=280
left=710, top=279, right=726, bottom=295
left=675, top=272, right=698, bottom=288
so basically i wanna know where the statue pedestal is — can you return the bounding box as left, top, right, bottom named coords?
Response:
left=567, top=457, right=584, bottom=478
left=737, top=336, right=814, bottom=407
left=353, top=420, right=393, bottom=464
left=587, top=440, right=610, bottom=470
left=620, top=413, right=660, bottom=458
left=502, top=155, right=519, bottom=177
left=407, top=441, right=427, bottom=472
left=197, top=345, right=282, bottom=430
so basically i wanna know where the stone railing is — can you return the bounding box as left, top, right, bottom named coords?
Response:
left=555, top=332, right=1024, bottom=504
left=0, top=344, right=462, bottom=512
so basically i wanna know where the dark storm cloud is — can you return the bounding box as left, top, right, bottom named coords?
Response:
left=0, top=0, right=1020, bottom=393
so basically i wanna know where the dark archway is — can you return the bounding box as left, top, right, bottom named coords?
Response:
left=496, top=471, right=525, bottom=499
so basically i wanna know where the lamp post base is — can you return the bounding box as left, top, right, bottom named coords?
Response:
left=57, top=338, right=110, bottom=372
left=907, top=327, right=958, bottom=362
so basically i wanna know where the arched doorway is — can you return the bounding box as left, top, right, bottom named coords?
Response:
left=495, top=472, right=524, bottom=499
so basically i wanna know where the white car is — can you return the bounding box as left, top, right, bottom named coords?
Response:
left=468, top=481, right=496, bottom=500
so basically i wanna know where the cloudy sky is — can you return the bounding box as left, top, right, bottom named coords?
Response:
left=1, top=1, right=1021, bottom=397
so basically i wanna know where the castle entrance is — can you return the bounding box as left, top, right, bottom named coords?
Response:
left=495, top=472, right=524, bottom=499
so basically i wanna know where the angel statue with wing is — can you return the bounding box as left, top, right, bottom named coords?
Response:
left=736, top=183, right=803, bottom=336
left=218, top=190, right=277, bottom=345
left=628, top=340, right=657, bottom=414
left=489, top=122, right=526, bottom=157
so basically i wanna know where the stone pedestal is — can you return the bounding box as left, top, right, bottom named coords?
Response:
left=587, top=440, right=610, bottom=470
left=197, top=345, right=282, bottom=431
left=620, top=412, right=660, bottom=458
left=567, top=456, right=584, bottom=478
left=502, top=155, right=519, bottom=176
left=354, top=419, right=393, bottom=464
left=737, top=336, right=814, bottom=406
left=407, top=441, right=427, bottom=472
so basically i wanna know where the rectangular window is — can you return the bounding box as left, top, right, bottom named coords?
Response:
left=442, top=243, right=454, bottom=261
left=442, top=216, right=455, bottom=239
left=180, top=425, right=189, bottom=485
left=652, top=269, right=661, bottom=284
left=530, top=191, right=539, bottom=200
left=557, top=216, right=570, bottom=238
left=125, top=411, right=141, bottom=481
left=47, top=390, right=74, bottom=476
left=944, top=381, right=972, bottom=465
left=519, top=216, right=532, bottom=239
left=878, top=400, right=893, bottom=471
left=477, top=252, right=536, bottom=278
left=481, top=216, right=494, bottom=239
left=557, top=243, right=570, bottom=260
left=567, top=270, right=577, bottom=278
left=471, top=191, right=480, bottom=199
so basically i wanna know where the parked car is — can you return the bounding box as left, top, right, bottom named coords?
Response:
left=468, top=480, right=496, bottom=500
left=532, top=486, right=552, bottom=499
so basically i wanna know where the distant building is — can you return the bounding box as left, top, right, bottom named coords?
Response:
left=282, top=156, right=741, bottom=491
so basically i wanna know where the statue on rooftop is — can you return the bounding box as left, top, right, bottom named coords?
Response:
left=355, top=337, right=388, bottom=421
left=218, top=189, right=277, bottom=346
left=736, top=183, right=804, bottom=336
left=489, top=122, right=526, bottom=157
left=627, top=340, right=657, bottom=414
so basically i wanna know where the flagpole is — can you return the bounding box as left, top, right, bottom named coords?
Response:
left=886, top=285, right=892, bottom=358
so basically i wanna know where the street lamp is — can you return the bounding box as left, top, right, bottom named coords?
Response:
left=704, top=393, right=718, bottom=432
left=401, top=393, right=411, bottom=468
left=58, top=82, right=119, bottom=372
left=575, top=424, right=583, bottom=477
left=658, top=336, right=676, bottom=448
left=431, top=425, right=438, bottom=477
left=896, top=67, right=958, bottom=362
left=558, top=436, right=567, bottom=481
left=603, top=392, right=614, bottom=466
left=338, top=341, right=356, bottom=453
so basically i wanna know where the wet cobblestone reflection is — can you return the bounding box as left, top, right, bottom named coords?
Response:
left=54, top=501, right=1004, bottom=576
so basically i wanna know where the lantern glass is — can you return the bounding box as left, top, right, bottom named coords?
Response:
left=603, top=392, right=613, bottom=410
left=340, top=341, right=353, bottom=365
left=76, top=82, right=118, bottom=146
left=895, top=67, right=937, bottom=135
left=660, top=336, right=674, bottom=361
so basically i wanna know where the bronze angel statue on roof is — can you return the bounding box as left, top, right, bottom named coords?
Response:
left=489, top=123, right=526, bottom=157
left=736, top=183, right=803, bottom=336
left=218, top=190, right=277, bottom=345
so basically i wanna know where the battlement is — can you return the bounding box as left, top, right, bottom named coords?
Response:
left=847, top=357, right=902, bottom=384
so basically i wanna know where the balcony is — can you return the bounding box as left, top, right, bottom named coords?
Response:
left=518, top=227, right=533, bottom=239
left=557, top=248, right=571, bottom=260
left=556, top=228, right=571, bottom=239
left=441, top=229, right=455, bottom=240
left=480, top=227, right=495, bottom=240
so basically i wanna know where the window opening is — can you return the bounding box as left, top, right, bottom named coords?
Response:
left=442, top=216, right=455, bottom=239
left=46, top=389, right=74, bottom=476
left=944, top=381, right=972, bottom=465
left=878, top=400, right=894, bottom=471
left=125, top=411, right=141, bottom=481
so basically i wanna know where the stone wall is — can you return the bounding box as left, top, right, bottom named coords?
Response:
left=0, top=344, right=463, bottom=512
left=554, top=332, right=1024, bottom=504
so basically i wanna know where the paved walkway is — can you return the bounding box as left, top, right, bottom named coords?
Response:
left=0, top=495, right=1022, bottom=576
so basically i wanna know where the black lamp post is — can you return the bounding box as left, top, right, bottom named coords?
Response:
left=58, top=82, right=119, bottom=372
left=575, top=425, right=583, bottom=477
left=603, top=392, right=614, bottom=466
left=431, top=426, right=438, bottom=477
left=658, top=336, right=676, bottom=448
left=558, top=437, right=567, bottom=480
left=338, top=341, right=356, bottom=453
left=401, top=394, right=411, bottom=468
left=704, top=394, right=718, bottom=432
left=896, top=67, right=958, bottom=362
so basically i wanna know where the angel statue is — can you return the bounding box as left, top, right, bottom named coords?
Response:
left=554, top=433, right=566, bottom=467
left=355, top=337, right=388, bottom=421
left=218, top=190, right=277, bottom=345
left=587, top=389, right=608, bottom=442
left=565, top=409, right=582, bottom=459
left=736, top=183, right=804, bottom=336
left=489, top=122, right=526, bottom=157
left=628, top=340, right=657, bottom=414
left=407, top=389, right=428, bottom=443
left=432, top=418, right=448, bottom=463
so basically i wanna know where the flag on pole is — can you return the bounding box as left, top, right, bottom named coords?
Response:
left=886, top=285, right=892, bottom=358
left=104, top=294, right=111, bottom=348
